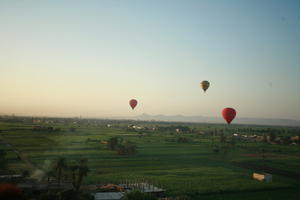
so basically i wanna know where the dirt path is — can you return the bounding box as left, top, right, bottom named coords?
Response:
left=0, top=134, right=40, bottom=170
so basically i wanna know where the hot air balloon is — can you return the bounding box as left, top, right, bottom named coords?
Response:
left=0, top=184, right=23, bottom=200
left=222, top=108, right=236, bottom=124
left=129, top=99, right=138, bottom=110
left=200, top=80, right=210, bottom=92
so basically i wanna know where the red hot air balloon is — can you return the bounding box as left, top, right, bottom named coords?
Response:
left=129, top=99, right=138, bottom=110
left=222, top=108, right=236, bottom=124
left=0, top=184, right=23, bottom=200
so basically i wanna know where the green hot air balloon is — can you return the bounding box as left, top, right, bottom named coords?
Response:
left=200, top=80, right=210, bottom=92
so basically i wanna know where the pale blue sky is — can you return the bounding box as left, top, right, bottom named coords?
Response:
left=0, top=0, right=300, bottom=120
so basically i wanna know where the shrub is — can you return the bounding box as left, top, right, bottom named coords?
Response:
left=177, top=137, right=189, bottom=143
left=69, top=127, right=76, bottom=132
left=117, top=142, right=137, bottom=155
left=107, top=137, right=121, bottom=150
left=213, top=146, right=219, bottom=153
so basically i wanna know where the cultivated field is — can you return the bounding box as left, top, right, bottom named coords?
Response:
left=0, top=118, right=300, bottom=199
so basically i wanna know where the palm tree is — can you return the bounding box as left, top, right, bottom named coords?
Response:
left=75, top=158, right=89, bottom=191
left=54, top=157, right=67, bottom=184
left=69, top=164, right=79, bottom=188
left=0, top=149, right=7, bottom=170
left=46, top=169, right=55, bottom=184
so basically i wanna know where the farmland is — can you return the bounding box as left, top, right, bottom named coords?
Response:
left=0, top=117, right=300, bottom=199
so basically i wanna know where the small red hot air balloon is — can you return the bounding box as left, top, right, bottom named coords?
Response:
left=222, top=108, right=236, bottom=124
left=129, top=99, right=138, bottom=110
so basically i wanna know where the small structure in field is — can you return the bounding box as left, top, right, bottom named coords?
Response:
left=119, top=182, right=165, bottom=198
left=93, top=192, right=124, bottom=200
left=253, top=172, right=272, bottom=182
left=291, top=136, right=299, bottom=142
left=92, top=182, right=165, bottom=200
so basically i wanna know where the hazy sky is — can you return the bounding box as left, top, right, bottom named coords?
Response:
left=1, top=0, right=300, bottom=120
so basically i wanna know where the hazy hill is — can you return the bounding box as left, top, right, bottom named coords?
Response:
left=126, top=113, right=300, bottom=127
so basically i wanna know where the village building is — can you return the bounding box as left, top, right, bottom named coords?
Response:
left=253, top=173, right=272, bottom=183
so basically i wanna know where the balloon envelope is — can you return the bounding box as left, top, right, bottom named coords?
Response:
left=129, top=99, right=138, bottom=110
left=222, top=108, right=236, bottom=124
left=200, top=81, right=210, bottom=92
left=0, top=184, right=22, bottom=199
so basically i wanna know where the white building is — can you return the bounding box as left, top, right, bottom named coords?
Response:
left=93, top=192, right=124, bottom=200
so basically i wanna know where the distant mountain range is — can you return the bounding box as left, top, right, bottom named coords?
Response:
left=112, top=113, right=300, bottom=127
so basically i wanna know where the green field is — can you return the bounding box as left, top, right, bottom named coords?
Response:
left=0, top=118, right=300, bottom=199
